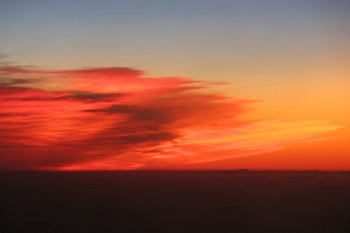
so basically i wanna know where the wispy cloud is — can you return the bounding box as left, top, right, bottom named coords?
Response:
left=0, top=66, right=342, bottom=170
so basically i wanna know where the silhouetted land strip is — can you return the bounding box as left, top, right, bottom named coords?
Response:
left=1, top=170, right=350, bottom=233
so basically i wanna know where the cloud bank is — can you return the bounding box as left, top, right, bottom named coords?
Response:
left=0, top=66, right=341, bottom=170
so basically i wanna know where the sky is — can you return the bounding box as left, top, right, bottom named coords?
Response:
left=0, top=0, right=349, bottom=170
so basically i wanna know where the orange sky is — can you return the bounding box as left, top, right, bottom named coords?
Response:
left=0, top=66, right=348, bottom=170
left=1, top=1, right=349, bottom=170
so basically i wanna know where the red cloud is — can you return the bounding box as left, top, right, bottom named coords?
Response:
left=0, top=66, right=340, bottom=170
left=0, top=66, right=250, bottom=170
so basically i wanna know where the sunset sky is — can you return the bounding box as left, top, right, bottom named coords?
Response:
left=0, top=0, right=349, bottom=170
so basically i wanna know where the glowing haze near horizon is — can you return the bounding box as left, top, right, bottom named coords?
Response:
left=0, top=0, right=349, bottom=170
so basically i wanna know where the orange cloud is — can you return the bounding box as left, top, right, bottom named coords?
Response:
left=0, top=66, right=341, bottom=170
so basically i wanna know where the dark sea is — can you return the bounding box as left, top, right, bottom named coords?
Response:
left=1, top=170, right=350, bottom=233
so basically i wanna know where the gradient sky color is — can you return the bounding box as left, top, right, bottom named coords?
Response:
left=0, top=0, right=349, bottom=170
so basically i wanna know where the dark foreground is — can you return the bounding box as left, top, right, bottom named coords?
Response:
left=1, top=170, right=350, bottom=233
